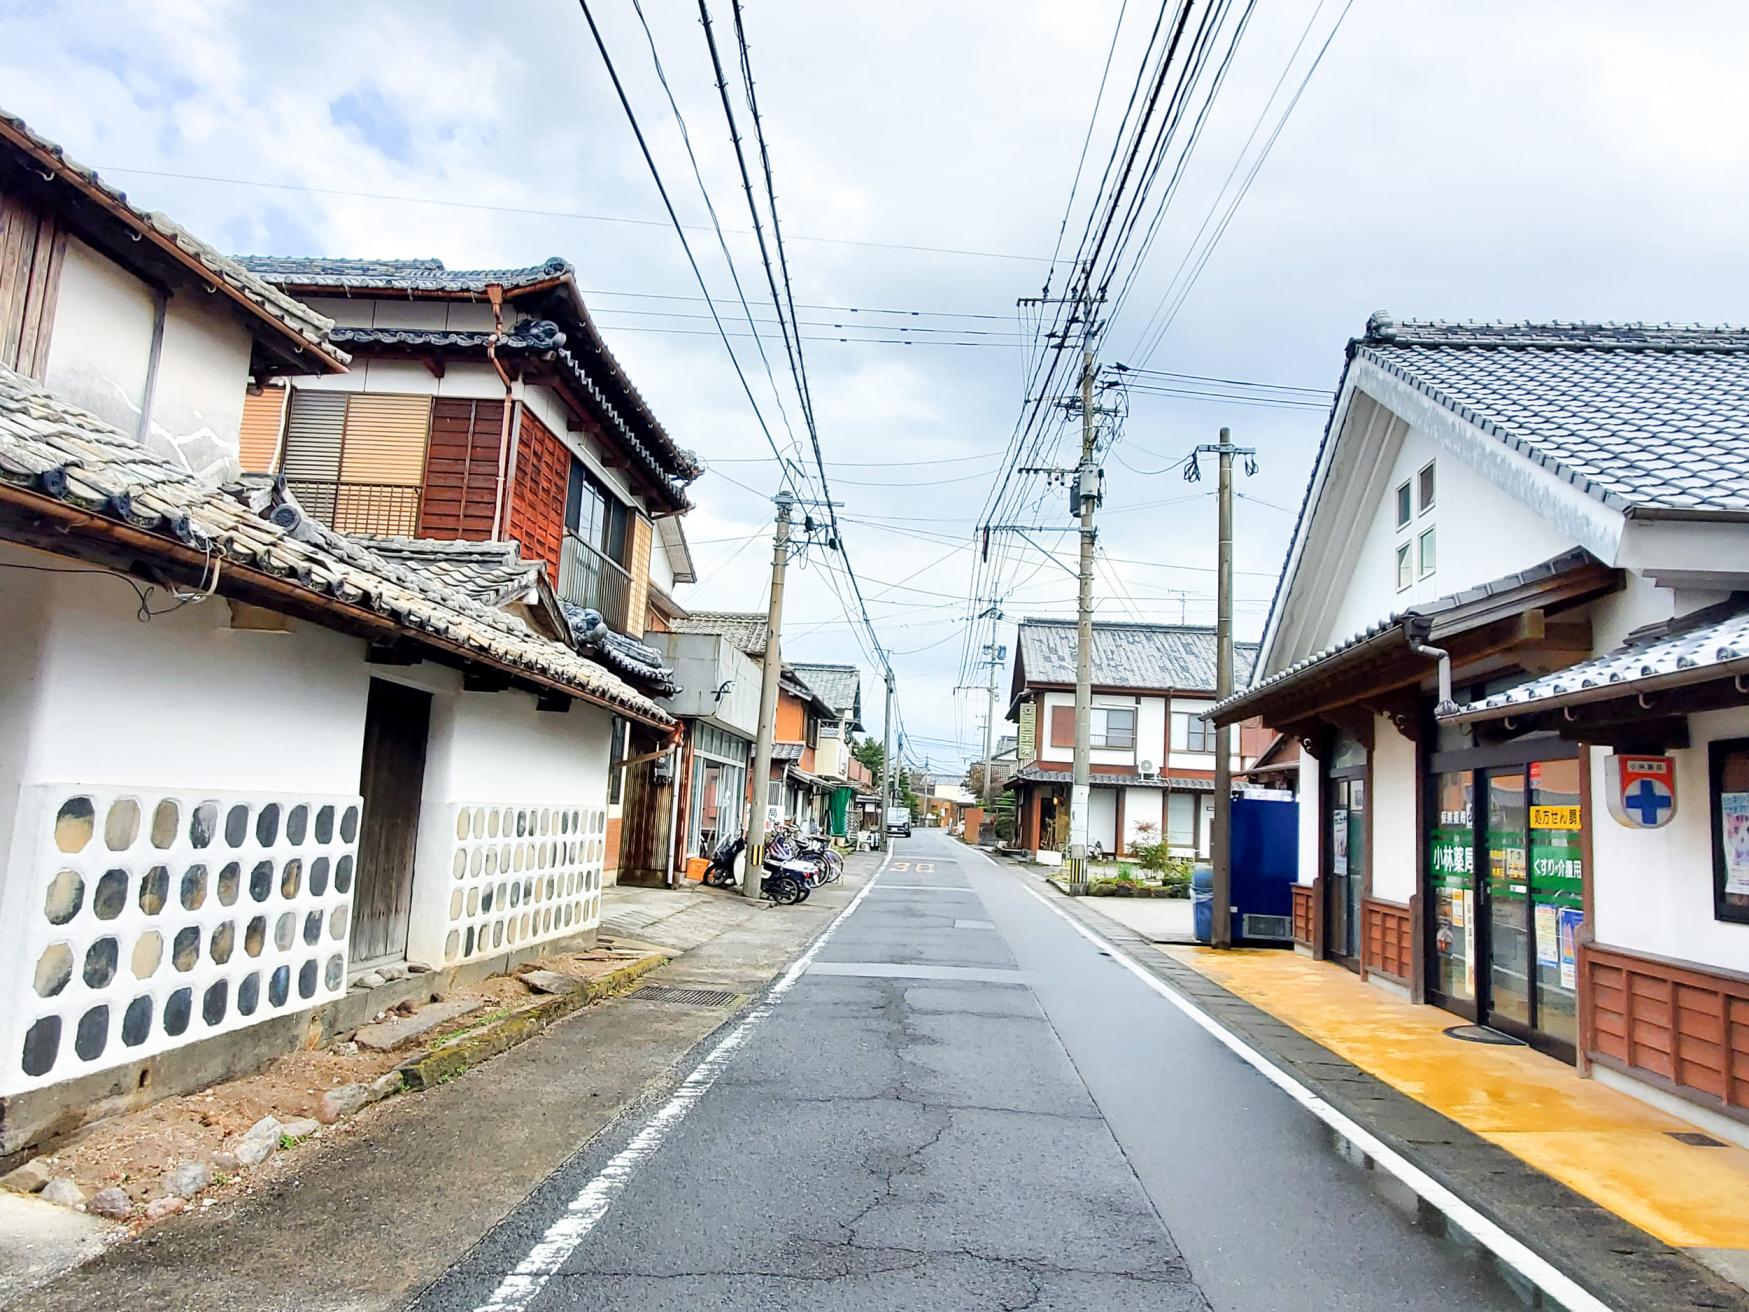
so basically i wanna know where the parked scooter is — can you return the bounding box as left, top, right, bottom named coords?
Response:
left=701, top=833, right=810, bottom=904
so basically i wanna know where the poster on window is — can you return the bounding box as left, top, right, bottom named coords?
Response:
left=1332, top=809, right=1349, bottom=876
left=1722, top=792, right=1749, bottom=895
left=1534, top=903, right=1559, bottom=967
left=1557, top=907, right=1583, bottom=990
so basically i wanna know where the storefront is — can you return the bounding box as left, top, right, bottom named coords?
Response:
left=1425, top=737, right=1583, bottom=1060
left=684, top=722, right=751, bottom=860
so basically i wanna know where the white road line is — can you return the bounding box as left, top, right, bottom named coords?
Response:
left=470, top=855, right=890, bottom=1312
left=1014, top=883, right=1615, bottom=1312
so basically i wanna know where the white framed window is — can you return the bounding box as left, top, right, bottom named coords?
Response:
left=1394, top=480, right=1412, bottom=529
left=1395, top=542, right=1413, bottom=591
left=1166, top=792, right=1196, bottom=847
left=1418, top=461, right=1436, bottom=514
left=1418, top=526, right=1437, bottom=579
left=1173, top=712, right=1213, bottom=753
left=1091, top=706, right=1137, bottom=750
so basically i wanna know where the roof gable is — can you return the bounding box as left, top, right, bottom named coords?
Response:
left=1014, top=620, right=1258, bottom=694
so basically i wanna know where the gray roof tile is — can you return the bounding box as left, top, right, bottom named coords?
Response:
left=790, top=663, right=861, bottom=716
left=1017, top=620, right=1258, bottom=693
left=668, top=611, right=769, bottom=657
left=0, top=364, right=670, bottom=724
left=234, top=255, right=573, bottom=294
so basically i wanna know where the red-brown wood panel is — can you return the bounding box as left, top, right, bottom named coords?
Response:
left=1049, top=705, right=1074, bottom=748
left=1361, top=897, right=1412, bottom=982
left=1290, top=883, right=1315, bottom=948
left=505, top=409, right=569, bottom=584
left=1583, top=942, right=1749, bottom=1116
left=418, top=398, right=504, bottom=540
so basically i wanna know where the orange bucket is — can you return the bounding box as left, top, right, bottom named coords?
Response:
left=684, top=856, right=710, bottom=882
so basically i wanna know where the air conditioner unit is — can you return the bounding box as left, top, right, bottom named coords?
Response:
left=1137, top=759, right=1158, bottom=780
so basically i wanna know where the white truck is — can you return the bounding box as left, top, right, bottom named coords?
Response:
left=884, top=806, right=912, bottom=838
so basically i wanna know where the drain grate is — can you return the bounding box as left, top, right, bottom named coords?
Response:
left=1667, top=1131, right=1727, bottom=1148
left=633, top=985, right=740, bottom=1007
left=1442, top=1024, right=1526, bottom=1046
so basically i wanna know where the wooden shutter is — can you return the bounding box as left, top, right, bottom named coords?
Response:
left=624, top=513, right=652, bottom=638
left=0, top=190, right=65, bottom=378
left=280, top=391, right=347, bottom=525
left=238, top=386, right=287, bottom=473
left=505, top=409, right=569, bottom=581
left=418, top=398, right=504, bottom=541
left=334, top=394, right=432, bottom=535
left=1050, top=705, right=1075, bottom=748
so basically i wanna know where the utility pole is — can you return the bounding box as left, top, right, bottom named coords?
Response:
left=1066, top=342, right=1099, bottom=893
left=982, top=611, right=1001, bottom=844
left=880, top=670, right=895, bottom=849
left=745, top=491, right=794, bottom=897
left=1187, top=431, right=1256, bottom=947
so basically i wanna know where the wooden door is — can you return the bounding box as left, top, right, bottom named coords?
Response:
left=352, top=678, right=432, bottom=967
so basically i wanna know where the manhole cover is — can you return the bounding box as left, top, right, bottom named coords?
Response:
left=1667, top=1131, right=1727, bottom=1148
left=633, top=985, right=740, bottom=1007
left=1442, top=1024, right=1526, bottom=1046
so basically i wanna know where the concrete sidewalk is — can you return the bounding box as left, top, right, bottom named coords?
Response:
left=14, top=853, right=883, bottom=1312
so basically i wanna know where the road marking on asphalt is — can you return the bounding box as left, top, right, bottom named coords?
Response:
left=809, top=961, right=1026, bottom=985
left=953, top=918, right=996, bottom=930
left=867, top=884, right=974, bottom=892
left=1015, top=883, right=1617, bottom=1312
left=469, top=854, right=891, bottom=1312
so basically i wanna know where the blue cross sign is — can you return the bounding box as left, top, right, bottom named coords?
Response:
left=1623, top=778, right=1672, bottom=826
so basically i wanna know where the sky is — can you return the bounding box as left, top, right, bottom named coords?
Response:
left=7, top=0, right=1749, bottom=774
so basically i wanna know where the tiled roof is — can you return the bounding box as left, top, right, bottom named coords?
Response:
left=0, top=112, right=345, bottom=371
left=562, top=602, right=680, bottom=696
left=1007, top=765, right=1213, bottom=791
left=1017, top=620, right=1258, bottom=692
left=237, top=255, right=700, bottom=485
left=790, top=663, right=861, bottom=717
left=1214, top=548, right=1601, bottom=720
left=360, top=537, right=544, bottom=609
left=770, top=742, right=805, bottom=762
left=669, top=611, right=769, bottom=657
left=1441, top=596, right=1749, bottom=723
left=233, top=256, right=572, bottom=294
left=0, top=365, right=670, bottom=725
left=1358, top=315, right=1749, bottom=517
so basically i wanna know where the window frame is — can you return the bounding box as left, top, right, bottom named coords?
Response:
left=1708, top=737, right=1749, bottom=925
left=1418, top=461, right=1437, bottom=515
left=607, top=716, right=627, bottom=805
left=1394, top=480, right=1412, bottom=529
left=1091, top=706, right=1137, bottom=751
left=1418, top=526, right=1437, bottom=579
left=1395, top=542, right=1413, bottom=592
left=1171, top=711, right=1213, bottom=754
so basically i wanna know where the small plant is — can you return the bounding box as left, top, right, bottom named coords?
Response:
left=278, top=1133, right=298, bottom=1151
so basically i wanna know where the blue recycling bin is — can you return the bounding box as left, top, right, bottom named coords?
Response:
left=1192, top=864, right=1213, bottom=944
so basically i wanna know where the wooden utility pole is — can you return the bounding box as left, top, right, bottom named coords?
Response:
left=1211, top=432, right=1235, bottom=947
left=745, top=491, right=794, bottom=897
left=880, top=670, right=895, bottom=848
left=1066, top=343, right=1099, bottom=893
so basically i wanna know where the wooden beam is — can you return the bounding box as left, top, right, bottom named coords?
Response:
left=536, top=690, right=572, bottom=713
left=462, top=666, right=513, bottom=693
left=367, top=640, right=421, bottom=666
left=420, top=357, right=446, bottom=380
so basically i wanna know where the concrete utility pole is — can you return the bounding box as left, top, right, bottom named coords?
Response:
left=745, top=491, right=794, bottom=897
left=1066, top=343, right=1099, bottom=893
left=1211, top=432, right=1236, bottom=948
left=982, top=617, right=1000, bottom=842
left=879, top=670, right=895, bottom=849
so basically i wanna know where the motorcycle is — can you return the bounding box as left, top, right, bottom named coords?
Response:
left=702, top=833, right=809, bottom=904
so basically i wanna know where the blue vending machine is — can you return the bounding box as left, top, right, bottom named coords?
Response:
left=1194, top=795, right=1298, bottom=944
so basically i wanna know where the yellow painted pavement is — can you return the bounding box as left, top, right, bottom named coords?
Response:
left=1168, top=946, right=1749, bottom=1253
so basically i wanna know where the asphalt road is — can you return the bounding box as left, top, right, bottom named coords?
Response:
left=411, top=830, right=1536, bottom=1312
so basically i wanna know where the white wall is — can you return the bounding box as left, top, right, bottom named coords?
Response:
left=42, top=237, right=156, bottom=438
left=1089, top=788, right=1117, bottom=853
left=1136, top=696, right=1167, bottom=770
left=1324, top=423, right=1577, bottom=645
left=1038, top=690, right=1168, bottom=768
left=1591, top=708, right=1749, bottom=971
left=656, top=633, right=761, bottom=737
left=1296, top=750, right=1321, bottom=886
left=1370, top=719, right=1417, bottom=903
left=1122, top=787, right=1164, bottom=850
left=1167, top=697, right=1245, bottom=773
left=292, top=359, right=505, bottom=402
left=143, top=293, right=254, bottom=483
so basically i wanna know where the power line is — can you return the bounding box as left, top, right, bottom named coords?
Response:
left=579, top=286, right=1012, bottom=321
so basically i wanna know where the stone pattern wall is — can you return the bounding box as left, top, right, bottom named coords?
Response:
left=434, top=803, right=605, bottom=966
left=4, top=785, right=360, bottom=1096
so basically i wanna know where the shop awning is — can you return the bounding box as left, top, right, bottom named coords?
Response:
left=1207, top=549, right=1619, bottom=729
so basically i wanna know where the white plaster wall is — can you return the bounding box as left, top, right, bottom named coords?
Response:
left=1590, top=709, right=1749, bottom=971
left=1136, top=696, right=1167, bottom=770
left=291, top=360, right=504, bottom=402
left=406, top=686, right=613, bottom=968
left=303, top=296, right=496, bottom=334
left=648, top=525, right=678, bottom=594
left=1089, top=788, right=1118, bottom=853
left=144, top=293, right=254, bottom=483
left=42, top=237, right=156, bottom=437
left=655, top=634, right=761, bottom=736
left=1370, top=720, right=1417, bottom=903
left=1122, top=787, right=1164, bottom=849
left=0, top=551, right=52, bottom=880
left=1296, top=751, right=1320, bottom=885
left=1037, top=690, right=1074, bottom=766
left=1325, top=423, right=1577, bottom=645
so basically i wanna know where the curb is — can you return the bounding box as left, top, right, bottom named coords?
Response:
left=396, top=953, right=669, bottom=1092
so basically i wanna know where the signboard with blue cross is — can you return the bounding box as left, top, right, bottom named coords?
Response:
left=1605, top=753, right=1677, bottom=830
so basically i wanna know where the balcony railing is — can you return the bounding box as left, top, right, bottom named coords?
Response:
left=284, top=479, right=422, bottom=536
left=558, top=531, right=632, bottom=631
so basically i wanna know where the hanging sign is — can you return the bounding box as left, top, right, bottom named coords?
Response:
left=1604, top=754, right=1677, bottom=829
left=1018, top=703, right=1037, bottom=764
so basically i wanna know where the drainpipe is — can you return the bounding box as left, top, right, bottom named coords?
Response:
left=1408, top=634, right=1457, bottom=716
left=485, top=284, right=516, bottom=540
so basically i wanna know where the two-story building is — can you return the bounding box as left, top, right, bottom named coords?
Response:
left=1210, top=315, right=1749, bottom=1144
left=791, top=663, right=865, bottom=838
left=1004, top=619, right=1264, bottom=861
left=0, top=112, right=676, bottom=1157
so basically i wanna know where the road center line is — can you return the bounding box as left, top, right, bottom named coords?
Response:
left=468, top=853, right=890, bottom=1312
left=1012, top=880, right=1615, bottom=1312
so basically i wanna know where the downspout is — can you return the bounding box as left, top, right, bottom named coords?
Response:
left=1408, top=631, right=1457, bottom=716
left=485, top=284, right=516, bottom=540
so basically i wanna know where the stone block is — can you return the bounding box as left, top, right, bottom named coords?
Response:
left=164, top=1160, right=211, bottom=1198
left=316, top=1085, right=371, bottom=1125
left=39, top=1178, right=83, bottom=1209
left=354, top=999, right=482, bottom=1053
left=234, top=1116, right=281, bottom=1167
left=86, top=1187, right=132, bottom=1219
left=520, top=970, right=583, bottom=996
left=144, top=1196, right=185, bottom=1222
left=1, top=1158, right=52, bottom=1194
left=278, top=1118, right=320, bottom=1141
